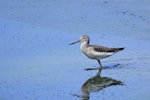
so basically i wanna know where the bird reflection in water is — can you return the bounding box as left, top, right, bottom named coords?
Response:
left=81, top=73, right=123, bottom=100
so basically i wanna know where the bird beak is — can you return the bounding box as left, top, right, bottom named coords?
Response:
left=69, top=40, right=80, bottom=45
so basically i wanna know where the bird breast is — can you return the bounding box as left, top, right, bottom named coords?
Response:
left=80, top=42, right=96, bottom=59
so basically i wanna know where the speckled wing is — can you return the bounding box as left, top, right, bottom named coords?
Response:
left=90, top=45, right=124, bottom=53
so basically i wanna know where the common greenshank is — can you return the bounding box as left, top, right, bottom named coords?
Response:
left=69, top=35, right=124, bottom=76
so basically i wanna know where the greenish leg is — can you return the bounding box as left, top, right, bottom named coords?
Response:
left=96, top=59, right=103, bottom=76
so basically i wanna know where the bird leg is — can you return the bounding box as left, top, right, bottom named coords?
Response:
left=96, top=59, right=102, bottom=76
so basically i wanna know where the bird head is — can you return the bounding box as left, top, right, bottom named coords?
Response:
left=69, top=35, right=89, bottom=45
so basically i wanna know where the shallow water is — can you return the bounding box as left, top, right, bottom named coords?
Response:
left=0, top=0, right=150, bottom=100
left=74, top=74, right=123, bottom=100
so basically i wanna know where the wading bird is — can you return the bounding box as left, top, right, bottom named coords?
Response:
left=69, top=35, right=124, bottom=76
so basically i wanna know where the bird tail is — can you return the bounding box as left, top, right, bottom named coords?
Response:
left=118, top=48, right=124, bottom=51
left=112, top=47, right=125, bottom=52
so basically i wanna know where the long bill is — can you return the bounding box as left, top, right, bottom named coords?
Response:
left=69, top=40, right=80, bottom=45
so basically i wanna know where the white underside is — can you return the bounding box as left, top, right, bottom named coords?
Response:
left=87, top=50, right=114, bottom=59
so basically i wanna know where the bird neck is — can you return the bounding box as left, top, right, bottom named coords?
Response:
left=80, top=41, right=89, bottom=51
left=82, top=41, right=89, bottom=46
